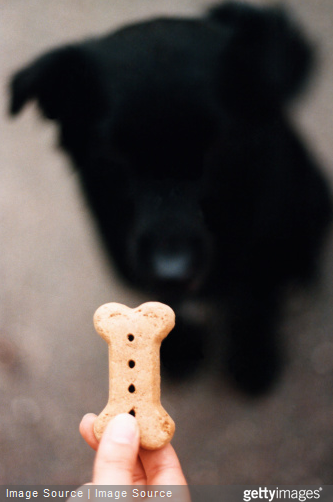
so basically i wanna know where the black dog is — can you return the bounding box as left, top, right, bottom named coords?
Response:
left=9, top=2, right=332, bottom=394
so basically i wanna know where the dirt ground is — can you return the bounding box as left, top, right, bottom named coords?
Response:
left=1, top=0, right=333, bottom=486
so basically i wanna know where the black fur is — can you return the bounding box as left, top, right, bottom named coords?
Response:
left=9, top=2, right=332, bottom=394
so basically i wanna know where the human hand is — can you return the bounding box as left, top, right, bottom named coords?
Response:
left=80, top=412, right=189, bottom=492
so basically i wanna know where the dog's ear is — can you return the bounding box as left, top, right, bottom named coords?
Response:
left=9, top=45, right=106, bottom=122
left=208, top=2, right=314, bottom=108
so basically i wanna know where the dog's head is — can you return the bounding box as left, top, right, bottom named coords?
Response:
left=9, top=2, right=313, bottom=297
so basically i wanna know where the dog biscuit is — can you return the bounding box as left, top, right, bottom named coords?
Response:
left=93, top=301, right=175, bottom=450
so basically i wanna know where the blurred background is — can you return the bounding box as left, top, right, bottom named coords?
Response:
left=1, top=0, right=333, bottom=485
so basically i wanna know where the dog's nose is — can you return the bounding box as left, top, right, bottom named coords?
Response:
left=152, top=250, right=193, bottom=281
left=136, top=233, right=206, bottom=285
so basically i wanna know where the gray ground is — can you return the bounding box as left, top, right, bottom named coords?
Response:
left=1, top=0, right=333, bottom=486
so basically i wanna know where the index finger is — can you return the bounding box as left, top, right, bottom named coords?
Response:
left=140, top=445, right=191, bottom=502
left=139, top=443, right=188, bottom=485
left=80, top=413, right=99, bottom=450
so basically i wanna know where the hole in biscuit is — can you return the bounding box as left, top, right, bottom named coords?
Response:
left=129, top=409, right=136, bottom=417
left=128, top=384, right=135, bottom=393
left=128, top=334, right=134, bottom=342
left=128, top=360, right=135, bottom=368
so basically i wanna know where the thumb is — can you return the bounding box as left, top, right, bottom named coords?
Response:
left=93, top=413, right=140, bottom=484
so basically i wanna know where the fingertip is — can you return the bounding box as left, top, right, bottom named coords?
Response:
left=93, top=413, right=140, bottom=484
left=79, top=413, right=97, bottom=433
left=80, top=413, right=99, bottom=450
left=101, top=413, right=139, bottom=445
left=80, top=412, right=97, bottom=423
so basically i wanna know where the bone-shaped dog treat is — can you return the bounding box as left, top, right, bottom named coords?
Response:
left=93, top=301, right=175, bottom=450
